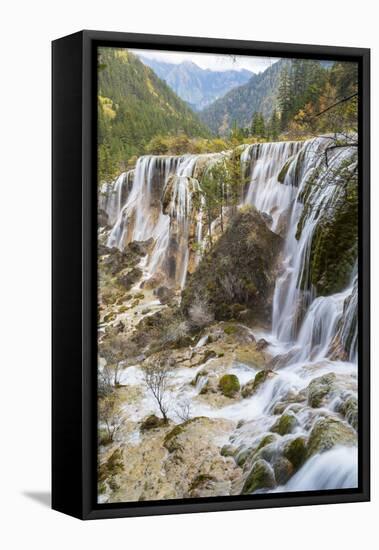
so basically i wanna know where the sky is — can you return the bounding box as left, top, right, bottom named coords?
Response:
left=130, top=48, right=279, bottom=74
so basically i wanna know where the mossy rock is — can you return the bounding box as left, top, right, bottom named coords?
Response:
left=117, top=267, right=143, bottom=290
left=103, top=312, right=116, bottom=323
left=255, top=433, right=278, bottom=454
left=273, top=457, right=294, bottom=485
left=181, top=207, right=282, bottom=325
left=307, top=417, right=356, bottom=458
left=277, top=157, right=293, bottom=183
left=271, top=411, right=298, bottom=436
left=218, top=374, right=240, bottom=397
left=140, top=414, right=167, bottom=432
left=307, top=372, right=337, bottom=408
left=241, top=459, right=276, bottom=494
left=236, top=447, right=253, bottom=467
left=242, top=369, right=275, bottom=398
left=338, top=395, right=358, bottom=430
left=223, top=324, right=238, bottom=335
left=220, top=444, right=238, bottom=458
left=189, top=473, right=216, bottom=492
left=163, top=417, right=207, bottom=453
left=296, top=152, right=358, bottom=296
left=283, top=436, right=307, bottom=469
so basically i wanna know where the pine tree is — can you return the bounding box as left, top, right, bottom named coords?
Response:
left=278, top=67, right=292, bottom=131
left=251, top=112, right=266, bottom=138
left=268, top=109, right=280, bottom=140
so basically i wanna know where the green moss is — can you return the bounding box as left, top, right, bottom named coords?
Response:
left=296, top=154, right=358, bottom=296
left=181, top=208, right=282, bottom=325
left=140, top=414, right=167, bottom=431
left=307, top=417, right=356, bottom=458
left=307, top=372, right=337, bottom=408
left=339, top=395, right=358, bottom=430
left=218, top=374, right=240, bottom=397
left=103, top=312, right=116, bottom=323
left=163, top=417, right=206, bottom=453
left=242, top=459, right=276, bottom=494
left=189, top=474, right=215, bottom=491
left=283, top=437, right=307, bottom=469
left=98, top=448, right=124, bottom=493
left=271, top=412, right=298, bottom=436
left=223, top=324, right=238, bottom=335
left=255, top=434, right=277, bottom=453
left=277, top=158, right=292, bottom=183
left=220, top=445, right=237, bottom=457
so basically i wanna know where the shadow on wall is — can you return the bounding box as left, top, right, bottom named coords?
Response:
left=22, top=491, right=51, bottom=508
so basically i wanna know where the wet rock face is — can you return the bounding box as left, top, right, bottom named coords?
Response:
left=140, top=414, right=167, bottom=432
left=296, top=153, right=358, bottom=296
left=307, top=417, right=357, bottom=458
left=307, top=372, right=337, bottom=408
left=218, top=374, right=241, bottom=398
left=241, top=369, right=275, bottom=398
left=242, top=459, right=276, bottom=494
left=270, top=411, right=299, bottom=436
left=283, top=437, right=307, bottom=469
left=181, top=206, right=282, bottom=325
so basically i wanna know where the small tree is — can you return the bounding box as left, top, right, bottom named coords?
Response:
left=101, top=333, right=136, bottom=386
left=143, top=359, right=172, bottom=422
left=199, top=150, right=245, bottom=242
left=98, top=391, right=123, bottom=444
left=175, top=399, right=192, bottom=422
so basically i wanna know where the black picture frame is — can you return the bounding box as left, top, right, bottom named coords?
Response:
left=52, top=30, right=370, bottom=520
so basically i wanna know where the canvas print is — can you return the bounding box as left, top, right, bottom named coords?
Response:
left=97, top=46, right=358, bottom=504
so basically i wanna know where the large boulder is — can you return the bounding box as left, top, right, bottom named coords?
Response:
left=241, top=369, right=275, bottom=398
left=296, top=150, right=358, bottom=296
left=307, top=417, right=356, bottom=458
left=283, top=437, right=307, bottom=469
left=181, top=206, right=282, bottom=324
left=241, top=459, right=276, bottom=494
left=270, top=411, right=298, bottom=436
left=307, top=372, right=337, bottom=408
left=218, top=374, right=240, bottom=398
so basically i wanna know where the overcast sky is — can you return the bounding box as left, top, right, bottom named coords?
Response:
left=130, top=48, right=279, bottom=74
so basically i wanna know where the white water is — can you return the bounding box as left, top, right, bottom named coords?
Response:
left=277, top=446, right=358, bottom=492
left=242, top=138, right=358, bottom=363
left=105, top=153, right=221, bottom=287
left=101, top=137, right=359, bottom=494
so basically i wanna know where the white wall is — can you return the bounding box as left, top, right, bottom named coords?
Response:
left=1, top=0, right=376, bottom=548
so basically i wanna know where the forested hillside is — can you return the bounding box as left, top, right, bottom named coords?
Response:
left=139, top=56, right=252, bottom=110
left=98, top=48, right=210, bottom=183
left=199, top=59, right=287, bottom=134
left=200, top=58, right=357, bottom=139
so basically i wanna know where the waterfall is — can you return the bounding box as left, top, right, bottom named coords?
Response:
left=104, top=153, right=222, bottom=288
left=278, top=446, right=358, bottom=492
left=242, top=141, right=303, bottom=232
left=99, top=170, right=134, bottom=226
left=99, top=137, right=359, bottom=498
left=242, top=137, right=358, bottom=363
left=101, top=137, right=358, bottom=361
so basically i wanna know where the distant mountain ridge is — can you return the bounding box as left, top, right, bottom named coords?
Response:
left=199, top=59, right=290, bottom=135
left=97, top=48, right=210, bottom=182
left=138, top=55, right=253, bottom=111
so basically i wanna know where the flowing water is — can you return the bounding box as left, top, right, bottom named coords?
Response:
left=100, top=136, right=358, bottom=494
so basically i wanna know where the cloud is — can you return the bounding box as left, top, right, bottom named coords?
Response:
left=130, top=48, right=279, bottom=74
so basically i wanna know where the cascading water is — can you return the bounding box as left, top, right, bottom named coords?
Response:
left=104, top=153, right=221, bottom=288
left=100, top=136, right=359, bottom=498
left=242, top=137, right=358, bottom=363
left=100, top=170, right=134, bottom=226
